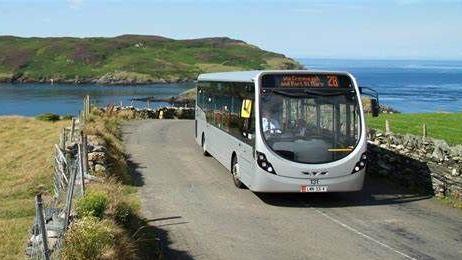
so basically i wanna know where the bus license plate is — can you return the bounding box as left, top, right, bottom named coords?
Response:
left=300, top=186, right=328, bottom=192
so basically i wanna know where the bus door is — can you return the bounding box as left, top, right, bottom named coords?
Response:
left=238, top=99, right=255, bottom=181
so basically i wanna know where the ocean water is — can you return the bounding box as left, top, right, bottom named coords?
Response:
left=1, top=59, right=461, bottom=116
left=299, top=59, right=462, bottom=113
left=0, top=83, right=193, bottom=116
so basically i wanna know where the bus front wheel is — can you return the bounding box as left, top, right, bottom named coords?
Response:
left=231, top=155, right=244, bottom=189
left=201, top=133, right=210, bottom=156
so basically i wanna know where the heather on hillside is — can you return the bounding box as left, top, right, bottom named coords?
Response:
left=0, top=35, right=303, bottom=84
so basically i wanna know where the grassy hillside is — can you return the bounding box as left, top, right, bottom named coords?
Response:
left=0, top=117, right=69, bottom=259
left=0, top=35, right=303, bottom=84
left=367, top=113, right=462, bottom=145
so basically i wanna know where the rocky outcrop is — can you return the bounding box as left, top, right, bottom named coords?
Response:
left=362, top=97, right=400, bottom=114
left=367, top=129, right=462, bottom=199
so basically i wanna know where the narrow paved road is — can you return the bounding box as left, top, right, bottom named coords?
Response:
left=123, top=120, right=462, bottom=260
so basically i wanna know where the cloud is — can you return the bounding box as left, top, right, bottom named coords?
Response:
left=67, top=0, right=83, bottom=9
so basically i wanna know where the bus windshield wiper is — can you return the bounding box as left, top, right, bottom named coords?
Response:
left=272, top=89, right=353, bottom=98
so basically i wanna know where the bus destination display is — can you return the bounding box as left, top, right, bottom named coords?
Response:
left=262, top=74, right=352, bottom=89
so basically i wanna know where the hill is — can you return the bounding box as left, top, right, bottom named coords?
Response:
left=0, top=35, right=303, bottom=84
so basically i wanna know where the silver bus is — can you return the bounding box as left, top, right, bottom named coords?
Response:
left=194, top=70, right=379, bottom=192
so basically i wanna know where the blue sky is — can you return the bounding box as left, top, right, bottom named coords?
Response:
left=0, top=0, right=461, bottom=60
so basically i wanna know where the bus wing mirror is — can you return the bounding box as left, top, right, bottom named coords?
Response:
left=241, top=99, right=252, bottom=119
left=371, top=98, right=380, bottom=117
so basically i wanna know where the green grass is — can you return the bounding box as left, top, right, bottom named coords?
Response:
left=0, top=117, right=69, bottom=259
left=366, top=113, right=462, bottom=145
left=59, top=111, right=154, bottom=259
left=0, top=35, right=303, bottom=83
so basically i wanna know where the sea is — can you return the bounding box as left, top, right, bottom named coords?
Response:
left=0, top=83, right=193, bottom=116
left=299, top=59, right=462, bottom=113
left=0, top=59, right=461, bottom=116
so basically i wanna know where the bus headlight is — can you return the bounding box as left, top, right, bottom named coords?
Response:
left=256, top=152, right=276, bottom=174
left=351, top=153, right=367, bottom=174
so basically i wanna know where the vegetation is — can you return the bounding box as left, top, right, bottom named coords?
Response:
left=367, top=113, right=462, bottom=145
left=62, top=183, right=138, bottom=260
left=61, top=110, right=158, bottom=259
left=437, top=195, right=462, bottom=209
left=0, top=35, right=303, bottom=84
left=76, top=191, right=109, bottom=220
left=84, top=110, right=135, bottom=183
left=61, top=216, right=116, bottom=260
left=0, top=116, right=69, bottom=259
left=35, top=113, right=61, bottom=122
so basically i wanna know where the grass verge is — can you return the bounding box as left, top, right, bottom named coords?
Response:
left=0, top=116, right=69, bottom=259
left=61, top=110, right=159, bottom=259
left=366, top=112, right=462, bottom=145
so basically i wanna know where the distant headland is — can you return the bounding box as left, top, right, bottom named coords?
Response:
left=0, top=35, right=303, bottom=85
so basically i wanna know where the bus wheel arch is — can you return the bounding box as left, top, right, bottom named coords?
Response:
left=231, top=152, right=244, bottom=189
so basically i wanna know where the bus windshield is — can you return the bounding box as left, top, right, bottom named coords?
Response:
left=260, top=75, right=361, bottom=164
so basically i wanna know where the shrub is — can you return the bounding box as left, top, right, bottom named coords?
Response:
left=114, top=201, right=135, bottom=227
left=76, top=191, right=109, bottom=219
left=36, top=113, right=60, bottom=122
left=61, top=216, right=115, bottom=260
left=61, top=114, right=73, bottom=120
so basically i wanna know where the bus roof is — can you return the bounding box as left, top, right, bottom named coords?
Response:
left=198, top=70, right=262, bottom=82
left=197, top=70, right=350, bottom=83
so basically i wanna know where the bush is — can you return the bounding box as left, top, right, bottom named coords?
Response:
left=76, top=191, right=109, bottom=219
left=61, top=114, right=73, bottom=120
left=35, top=113, right=60, bottom=122
left=114, top=201, right=135, bottom=227
left=61, top=216, right=115, bottom=260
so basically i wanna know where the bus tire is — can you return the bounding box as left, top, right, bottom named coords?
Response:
left=231, top=155, right=244, bottom=189
left=201, top=133, right=210, bottom=156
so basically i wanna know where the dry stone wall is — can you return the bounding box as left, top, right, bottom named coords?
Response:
left=96, top=105, right=195, bottom=120
left=367, top=129, right=462, bottom=199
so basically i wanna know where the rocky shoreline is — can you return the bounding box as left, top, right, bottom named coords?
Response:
left=0, top=73, right=194, bottom=85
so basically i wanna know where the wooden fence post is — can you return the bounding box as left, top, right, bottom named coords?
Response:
left=85, top=95, right=90, bottom=117
left=79, top=131, right=88, bottom=195
left=422, top=124, right=427, bottom=138
left=70, top=118, right=76, bottom=142
left=59, top=129, right=65, bottom=150
left=78, top=144, right=85, bottom=196
left=63, top=162, right=77, bottom=230
left=36, top=194, right=50, bottom=260
left=385, top=119, right=391, bottom=134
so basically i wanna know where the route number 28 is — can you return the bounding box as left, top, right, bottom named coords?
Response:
left=327, top=76, right=339, bottom=88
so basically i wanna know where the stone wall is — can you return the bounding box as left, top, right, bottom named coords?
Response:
left=64, top=134, right=109, bottom=176
left=95, top=105, right=195, bottom=120
left=367, top=129, right=462, bottom=199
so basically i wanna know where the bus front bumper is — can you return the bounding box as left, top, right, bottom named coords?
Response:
left=249, top=169, right=366, bottom=193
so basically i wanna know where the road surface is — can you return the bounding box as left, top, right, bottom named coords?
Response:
left=122, top=120, right=462, bottom=260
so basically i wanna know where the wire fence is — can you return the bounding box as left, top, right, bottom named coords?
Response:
left=26, top=95, right=96, bottom=259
